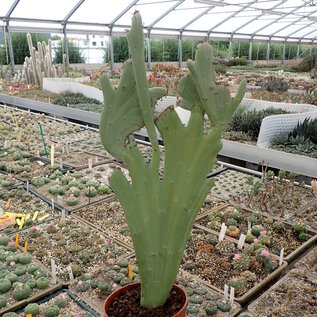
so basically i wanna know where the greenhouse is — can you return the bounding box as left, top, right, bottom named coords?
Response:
left=0, top=0, right=316, bottom=316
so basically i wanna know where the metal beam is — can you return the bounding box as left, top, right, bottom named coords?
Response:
left=62, top=0, right=85, bottom=24
left=180, top=5, right=218, bottom=32
left=285, top=21, right=315, bottom=39
left=252, top=6, right=303, bottom=37
left=148, top=0, right=184, bottom=29
left=63, top=26, right=69, bottom=66
left=207, top=1, right=256, bottom=34
left=5, top=0, right=20, bottom=19
left=109, top=0, right=139, bottom=27
left=5, top=22, right=15, bottom=74
left=282, top=41, right=286, bottom=63
left=109, top=28, right=115, bottom=70
left=147, top=30, right=151, bottom=70
left=178, top=32, right=183, bottom=68
left=228, top=36, right=233, bottom=60
left=248, top=38, right=253, bottom=61
left=296, top=43, right=300, bottom=58
left=231, top=0, right=285, bottom=35
left=270, top=8, right=317, bottom=38
left=266, top=38, right=271, bottom=61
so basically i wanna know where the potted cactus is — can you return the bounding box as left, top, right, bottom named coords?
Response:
left=99, top=11, right=246, bottom=316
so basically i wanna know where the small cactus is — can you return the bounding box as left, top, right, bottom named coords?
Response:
left=25, top=303, right=40, bottom=315
left=43, top=304, right=60, bottom=317
left=99, top=11, right=245, bottom=308
left=13, top=283, right=31, bottom=300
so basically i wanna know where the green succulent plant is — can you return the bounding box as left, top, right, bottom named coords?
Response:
left=99, top=12, right=245, bottom=308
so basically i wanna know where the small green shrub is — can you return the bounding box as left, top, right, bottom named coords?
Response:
left=261, top=76, right=289, bottom=92
left=53, top=93, right=101, bottom=107
left=229, top=57, right=248, bottom=66
left=290, top=118, right=317, bottom=144
left=229, top=107, right=289, bottom=140
left=214, top=63, right=227, bottom=74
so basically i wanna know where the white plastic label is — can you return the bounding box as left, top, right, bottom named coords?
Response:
left=224, top=284, right=229, bottom=300
left=219, top=223, right=227, bottom=242
left=61, top=209, right=65, bottom=221
left=51, top=199, right=54, bottom=211
left=230, top=287, right=235, bottom=304
left=279, top=248, right=284, bottom=266
left=237, top=233, right=246, bottom=250
left=26, top=181, right=29, bottom=192
left=51, top=259, right=57, bottom=284
left=248, top=221, right=251, bottom=232
left=88, top=158, right=93, bottom=170
left=37, top=160, right=45, bottom=166
left=95, top=156, right=98, bottom=163
left=68, top=265, right=74, bottom=280
left=57, top=196, right=63, bottom=206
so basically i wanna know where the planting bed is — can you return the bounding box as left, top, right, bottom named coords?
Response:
left=0, top=186, right=53, bottom=233
left=70, top=256, right=241, bottom=316
left=0, top=173, right=23, bottom=190
left=181, top=228, right=286, bottom=303
left=248, top=248, right=317, bottom=317
left=209, top=169, right=258, bottom=200
left=15, top=290, right=98, bottom=317
left=195, top=204, right=317, bottom=261
left=16, top=216, right=132, bottom=283
left=291, top=200, right=317, bottom=232
left=234, top=174, right=316, bottom=219
left=0, top=235, right=61, bottom=315
left=29, top=167, right=117, bottom=212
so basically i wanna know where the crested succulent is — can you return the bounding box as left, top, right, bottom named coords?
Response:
left=99, top=12, right=245, bottom=308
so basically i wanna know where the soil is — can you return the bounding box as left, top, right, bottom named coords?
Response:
left=209, top=170, right=257, bottom=200
left=292, top=200, right=317, bottom=231
left=248, top=249, right=317, bottom=317
left=182, top=228, right=278, bottom=297
left=234, top=178, right=315, bottom=219
left=198, top=197, right=228, bottom=216
left=17, top=216, right=131, bottom=282
left=196, top=205, right=314, bottom=257
left=0, top=187, right=53, bottom=232
left=18, top=291, right=96, bottom=316
left=106, top=284, right=185, bottom=317
left=74, top=199, right=132, bottom=245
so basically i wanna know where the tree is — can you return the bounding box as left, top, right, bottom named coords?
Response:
left=113, top=37, right=129, bottom=62
left=0, top=33, right=48, bottom=65
left=54, top=41, right=85, bottom=64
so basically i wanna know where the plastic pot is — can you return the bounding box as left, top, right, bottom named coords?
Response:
left=102, top=282, right=188, bottom=317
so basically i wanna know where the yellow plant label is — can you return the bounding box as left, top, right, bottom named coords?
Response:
left=16, top=218, right=21, bottom=226
left=5, top=198, right=11, bottom=210
left=32, top=211, right=39, bottom=221
left=26, top=314, right=32, bottom=317
left=128, top=264, right=133, bottom=280
left=17, top=129, right=22, bottom=144
left=25, top=214, right=30, bottom=220
left=15, top=233, right=19, bottom=247
left=51, top=144, right=55, bottom=166
left=24, top=241, right=28, bottom=253
left=38, top=214, right=49, bottom=221
left=19, top=217, right=25, bottom=230
left=35, top=147, right=38, bottom=156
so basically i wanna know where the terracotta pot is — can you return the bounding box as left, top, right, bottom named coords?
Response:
left=102, top=282, right=188, bottom=317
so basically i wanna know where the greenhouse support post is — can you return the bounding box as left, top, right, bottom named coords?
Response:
left=5, top=22, right=15, bottom=74
left=282, top=42, right=286, bottom=64
left=109, top=28, right=115, bottom=70
left=147, top=30, right=151, bottom=70
left=249, top=38, right=253, bottom=61
left=228, top=36, right=233, bottom=60
left=266, top=39, right=271, bottom=62
left=178, top=31, right=183, bottom=68
left=63, top=25, right=70, bottom=66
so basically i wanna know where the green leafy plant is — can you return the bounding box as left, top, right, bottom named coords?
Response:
left=99, top=12, right=245, bottom=308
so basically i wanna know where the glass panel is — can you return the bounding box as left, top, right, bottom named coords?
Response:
left=276, top=23, right=309, bottom=37
left=257, top=21, right=296, bottom=36
left=294, top=26, right=316, bottom=38
left=214, top=16, right=259, bottom=33
left=0, top=0, right=15, bottom=17
left=11, top=0, right=79, bottom=20
left=69, top=0, right=133, bottom=24
left=115, top=1, right=181, bottom=27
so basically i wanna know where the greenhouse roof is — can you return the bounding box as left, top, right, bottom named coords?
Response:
left=1, top=0, right=317, bottom=43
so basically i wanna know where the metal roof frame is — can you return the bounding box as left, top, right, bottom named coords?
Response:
left=0, top=0, right=316, bottom=44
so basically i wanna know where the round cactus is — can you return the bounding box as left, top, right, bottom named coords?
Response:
left=0, top=235, right=9, bottom=246
left=27, top=263, right=40, bottom=274
left=34, top=268, right=47, bottom=279
left=43, top=304, right=60, bottom=317
left=15, top=266, right=26, bottom=276
left=6, top=254, right=19, bottom=264
left=204, top=301, right=217, bottom=315
left=85, top=187, right=98, bottom=197
left=26, top=278, right=37, bottom=289
left=13, top=283, right=31, bottom=300
left=25, top=303, right=40, bottom=315
left=3, top=313, right=19, bottom=317
left=0, top=295, right=7, bottom=308
left=0, top=278, right=11, bottom=293
left=55, top=296, right=68, bottom=308
left=18, top=253, right=32, bottom=264
left=31, top=176, right=46, bottom=187
left=5, top=273, right=18, bottom=283
left=216, top=299, right=232, bottom=312
left=37, top=276, right=50, bottom=289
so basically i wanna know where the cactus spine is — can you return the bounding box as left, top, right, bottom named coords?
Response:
left=99, top=12, right=246, bottom=308
left=23, top=34, right=59, bottom=88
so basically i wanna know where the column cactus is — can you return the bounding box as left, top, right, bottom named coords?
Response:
left=99, top=11, right=246, bottom=308
left=23, top=34, right=58, bottom=88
